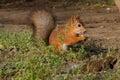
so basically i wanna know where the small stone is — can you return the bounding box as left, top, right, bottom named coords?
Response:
left=106, top=8, right=111, bottom=11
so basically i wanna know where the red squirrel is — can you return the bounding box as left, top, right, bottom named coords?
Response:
left=49, top=15, right=86, bottom=52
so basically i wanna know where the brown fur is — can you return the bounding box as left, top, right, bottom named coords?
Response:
left=31, top=10, right=55, bottom=45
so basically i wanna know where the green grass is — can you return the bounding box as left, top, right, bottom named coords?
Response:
left=0, top=31, right=120, bottom=80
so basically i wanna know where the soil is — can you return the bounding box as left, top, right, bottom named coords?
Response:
left=0, top=5, right=120, bottom=50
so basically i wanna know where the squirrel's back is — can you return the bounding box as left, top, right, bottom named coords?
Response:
left=31, top=10, right=55, bottom=45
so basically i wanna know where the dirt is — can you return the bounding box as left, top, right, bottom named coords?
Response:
left=0, top=6, right=120, bottom=50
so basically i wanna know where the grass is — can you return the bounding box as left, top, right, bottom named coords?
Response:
left=0, top=31, right=120, bottom=80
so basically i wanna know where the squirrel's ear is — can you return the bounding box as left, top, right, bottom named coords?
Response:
left=71, top=15, right=76, bottom=23
left=75, top=15, right=80, bottom=19
left=71, top=15, right=79, bottom=23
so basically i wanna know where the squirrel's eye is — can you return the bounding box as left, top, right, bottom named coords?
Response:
left=78, top=24, right=81, bottom=27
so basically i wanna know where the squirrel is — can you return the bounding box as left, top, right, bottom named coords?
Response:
left=31, top=10, right=86, bottom=52
left=49, top=15, right=86, bottom=52
left=31, top=10, right=55, bottom=45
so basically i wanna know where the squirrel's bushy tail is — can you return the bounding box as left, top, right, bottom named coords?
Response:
left=31, top=10, right=55, bottom=46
